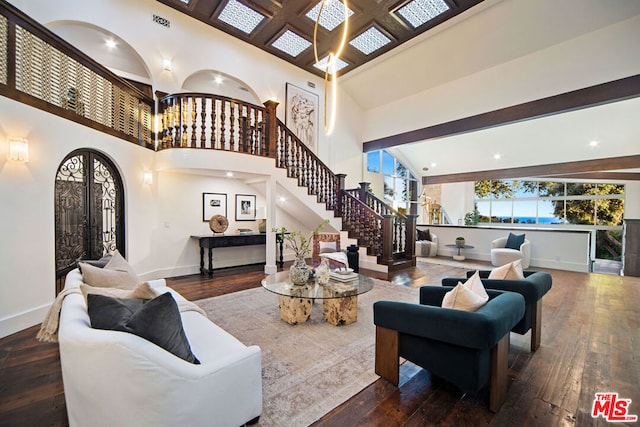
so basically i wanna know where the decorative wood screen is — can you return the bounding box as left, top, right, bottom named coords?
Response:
left=0, top=14, right=6, bottom=85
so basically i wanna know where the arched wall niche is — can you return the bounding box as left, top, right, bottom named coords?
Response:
left=45, top=20, right=153, bottom=86
left=182, top=70, right=261, bottom=104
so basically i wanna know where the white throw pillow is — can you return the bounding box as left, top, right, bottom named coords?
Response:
left=488, top=260, right=525, bottom=280
left=79, top=250, right=139, bottom=289
left=80, top=282, right=157, bottom=305
left=442, top=282, right=488, bottom=312
left=465, top=270, right=489, bottom=301
left=319, top=241, right=338, bottom=253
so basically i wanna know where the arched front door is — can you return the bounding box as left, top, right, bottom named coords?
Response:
left=54, top=149, right=125, bottom=294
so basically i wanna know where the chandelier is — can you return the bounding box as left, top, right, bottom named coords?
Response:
left=313, top=0, right=349, bottom=135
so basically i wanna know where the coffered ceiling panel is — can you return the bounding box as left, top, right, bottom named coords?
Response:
left=156, top=0, right=484, bottom=76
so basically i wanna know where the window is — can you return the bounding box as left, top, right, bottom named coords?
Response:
left=367, top=149, right=417, bottom=213
left=474, top=179, right=625, bottom=261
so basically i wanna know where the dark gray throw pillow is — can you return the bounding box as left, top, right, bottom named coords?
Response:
left=78, top=254, right=113, bottom=270
left=416, top=229, right=431, bottom=242
left=87, top=293, right=200, bottom=364
left=505, top=232, right=525, bottom=250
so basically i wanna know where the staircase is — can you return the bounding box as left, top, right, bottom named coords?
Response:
left=0, top=4, right=416, bottom=272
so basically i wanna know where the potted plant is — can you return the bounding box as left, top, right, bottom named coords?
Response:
left=455, top=236, right=466, bottom=248
left=273, top=220, right=328, bottom=285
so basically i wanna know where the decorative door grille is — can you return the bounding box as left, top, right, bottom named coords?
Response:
left=54, top=150, right=124, bottom=294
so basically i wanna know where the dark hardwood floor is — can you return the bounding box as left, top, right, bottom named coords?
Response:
left=1, top=259, right=639, bottom=426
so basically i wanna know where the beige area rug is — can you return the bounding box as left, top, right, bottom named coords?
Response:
left=196, top=280, right=419, bottom=427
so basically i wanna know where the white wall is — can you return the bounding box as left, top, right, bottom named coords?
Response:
left=0, top=97, right=156, bottom=337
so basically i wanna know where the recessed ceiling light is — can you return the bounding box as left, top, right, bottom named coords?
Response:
left=430, top=162, right=437, bottom=168
left=589, top=140, right=599, bottom=147
left=214, top=75, right=224, bottom=85
left=422, top=166, right=429, bottom=171
left=271, top=29, right=312, bottom=57
left=105, top=39, right=117, bottom=49
left=493, top=154, right=501, bottom=160
left=306, top=0, right=354, bottom=32
left=349, top=27, right=391, bottom=55
left=279, top=196, right=286, bottom=202
left=217, top=0, right=266, bottom=34
left=226, top=171, right=234, bottom=177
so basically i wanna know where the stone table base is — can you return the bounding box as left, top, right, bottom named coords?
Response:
left=323, top=296, right=358, bottom=326
left=278, top=295, right=313, bottom=324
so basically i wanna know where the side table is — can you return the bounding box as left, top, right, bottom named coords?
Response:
left=444, top=244, right=474, bottom=261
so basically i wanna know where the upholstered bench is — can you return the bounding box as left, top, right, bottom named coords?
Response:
left=442, top=270, right=552, bottom=351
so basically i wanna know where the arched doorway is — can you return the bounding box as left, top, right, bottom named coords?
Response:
left=54, top=149, right=125, bottom=294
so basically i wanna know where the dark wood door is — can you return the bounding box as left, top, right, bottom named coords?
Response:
left=54, top=150, right=124, bottom=293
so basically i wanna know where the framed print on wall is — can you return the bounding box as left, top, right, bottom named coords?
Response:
left=235, top=194, right=256, bottom=221
left=285, top=83, right=319, bottom=152
left=203, top=193, right=227, bottom=222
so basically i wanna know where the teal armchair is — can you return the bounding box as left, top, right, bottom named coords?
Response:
left=373, top=287, right=525, bottom=412
left=442, top=270, right=552, bottom=351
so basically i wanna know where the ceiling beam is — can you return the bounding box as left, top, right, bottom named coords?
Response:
left=364, top=74, right=640, bottom=152
left=422, top=155, right=640, bottom=184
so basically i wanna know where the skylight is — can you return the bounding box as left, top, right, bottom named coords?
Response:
left=313, top=55, right=349, bottom=74
left=349, top=27, right=391, bottom=55
left=271, top=30, right=312, bottom=57
left=395, top=0, right=450, bottom=29
left=306, top=0, right=354, bottom=32
left=217, top=0, right=266, bottom=34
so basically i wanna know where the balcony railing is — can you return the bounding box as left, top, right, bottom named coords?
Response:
left=0, top=1, right=154, bottom=148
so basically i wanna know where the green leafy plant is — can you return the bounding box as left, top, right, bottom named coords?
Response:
left=272, top=220, right=329, bottom=259
left=456, top=236, right=465, bottom=241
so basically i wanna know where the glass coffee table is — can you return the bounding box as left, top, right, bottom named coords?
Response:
left=261, top=270, right=374, bottom=326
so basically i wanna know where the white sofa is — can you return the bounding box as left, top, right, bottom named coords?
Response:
left=58, top=268, right=262, bottom=427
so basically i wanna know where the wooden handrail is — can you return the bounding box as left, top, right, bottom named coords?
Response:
left=275, top=119, right=339, bottom=210
left=157, top=92, right=268, bottom=155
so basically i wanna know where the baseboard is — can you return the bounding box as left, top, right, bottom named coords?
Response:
left=0, top=303, right=50, bottom=339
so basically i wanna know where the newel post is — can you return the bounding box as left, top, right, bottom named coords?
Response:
left=405, top=214, right=418, bottom=262
left=382, top=215, right=394, bottom=265
left=263, top=100, right=279, bottom=158
left=358, top=182, right=370, bottom=201
left=336, top=174, right=347, bottom=215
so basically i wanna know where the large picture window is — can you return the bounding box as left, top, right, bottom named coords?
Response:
left=473, top=179, right=625, bottom=261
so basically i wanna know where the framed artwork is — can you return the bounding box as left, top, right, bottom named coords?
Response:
left=202, top=193, right=227, bottom=222
left=235, top=194, right=256, bottom=221
left=285, top=83, right=319, bottom=152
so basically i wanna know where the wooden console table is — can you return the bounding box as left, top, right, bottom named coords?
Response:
left=191, top=234, right=266, bottom=276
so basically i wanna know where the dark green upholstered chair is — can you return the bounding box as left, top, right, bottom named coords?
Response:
left=373, top=287, right=525, bottom=412
left=442, top=270, right=552, bottom=352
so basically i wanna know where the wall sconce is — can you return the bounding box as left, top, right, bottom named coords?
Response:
left=8, top=137, right=29, bottom=162
left=162, top=58, right=172, bottom=72
left=143, top=170, right=153, bottom=185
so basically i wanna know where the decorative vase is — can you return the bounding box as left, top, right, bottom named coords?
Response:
left=456, top=239, right=465, bottom=248
left=289, top=257, right=311, bottom=286
left=315, top=258, right=331, bottom=286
